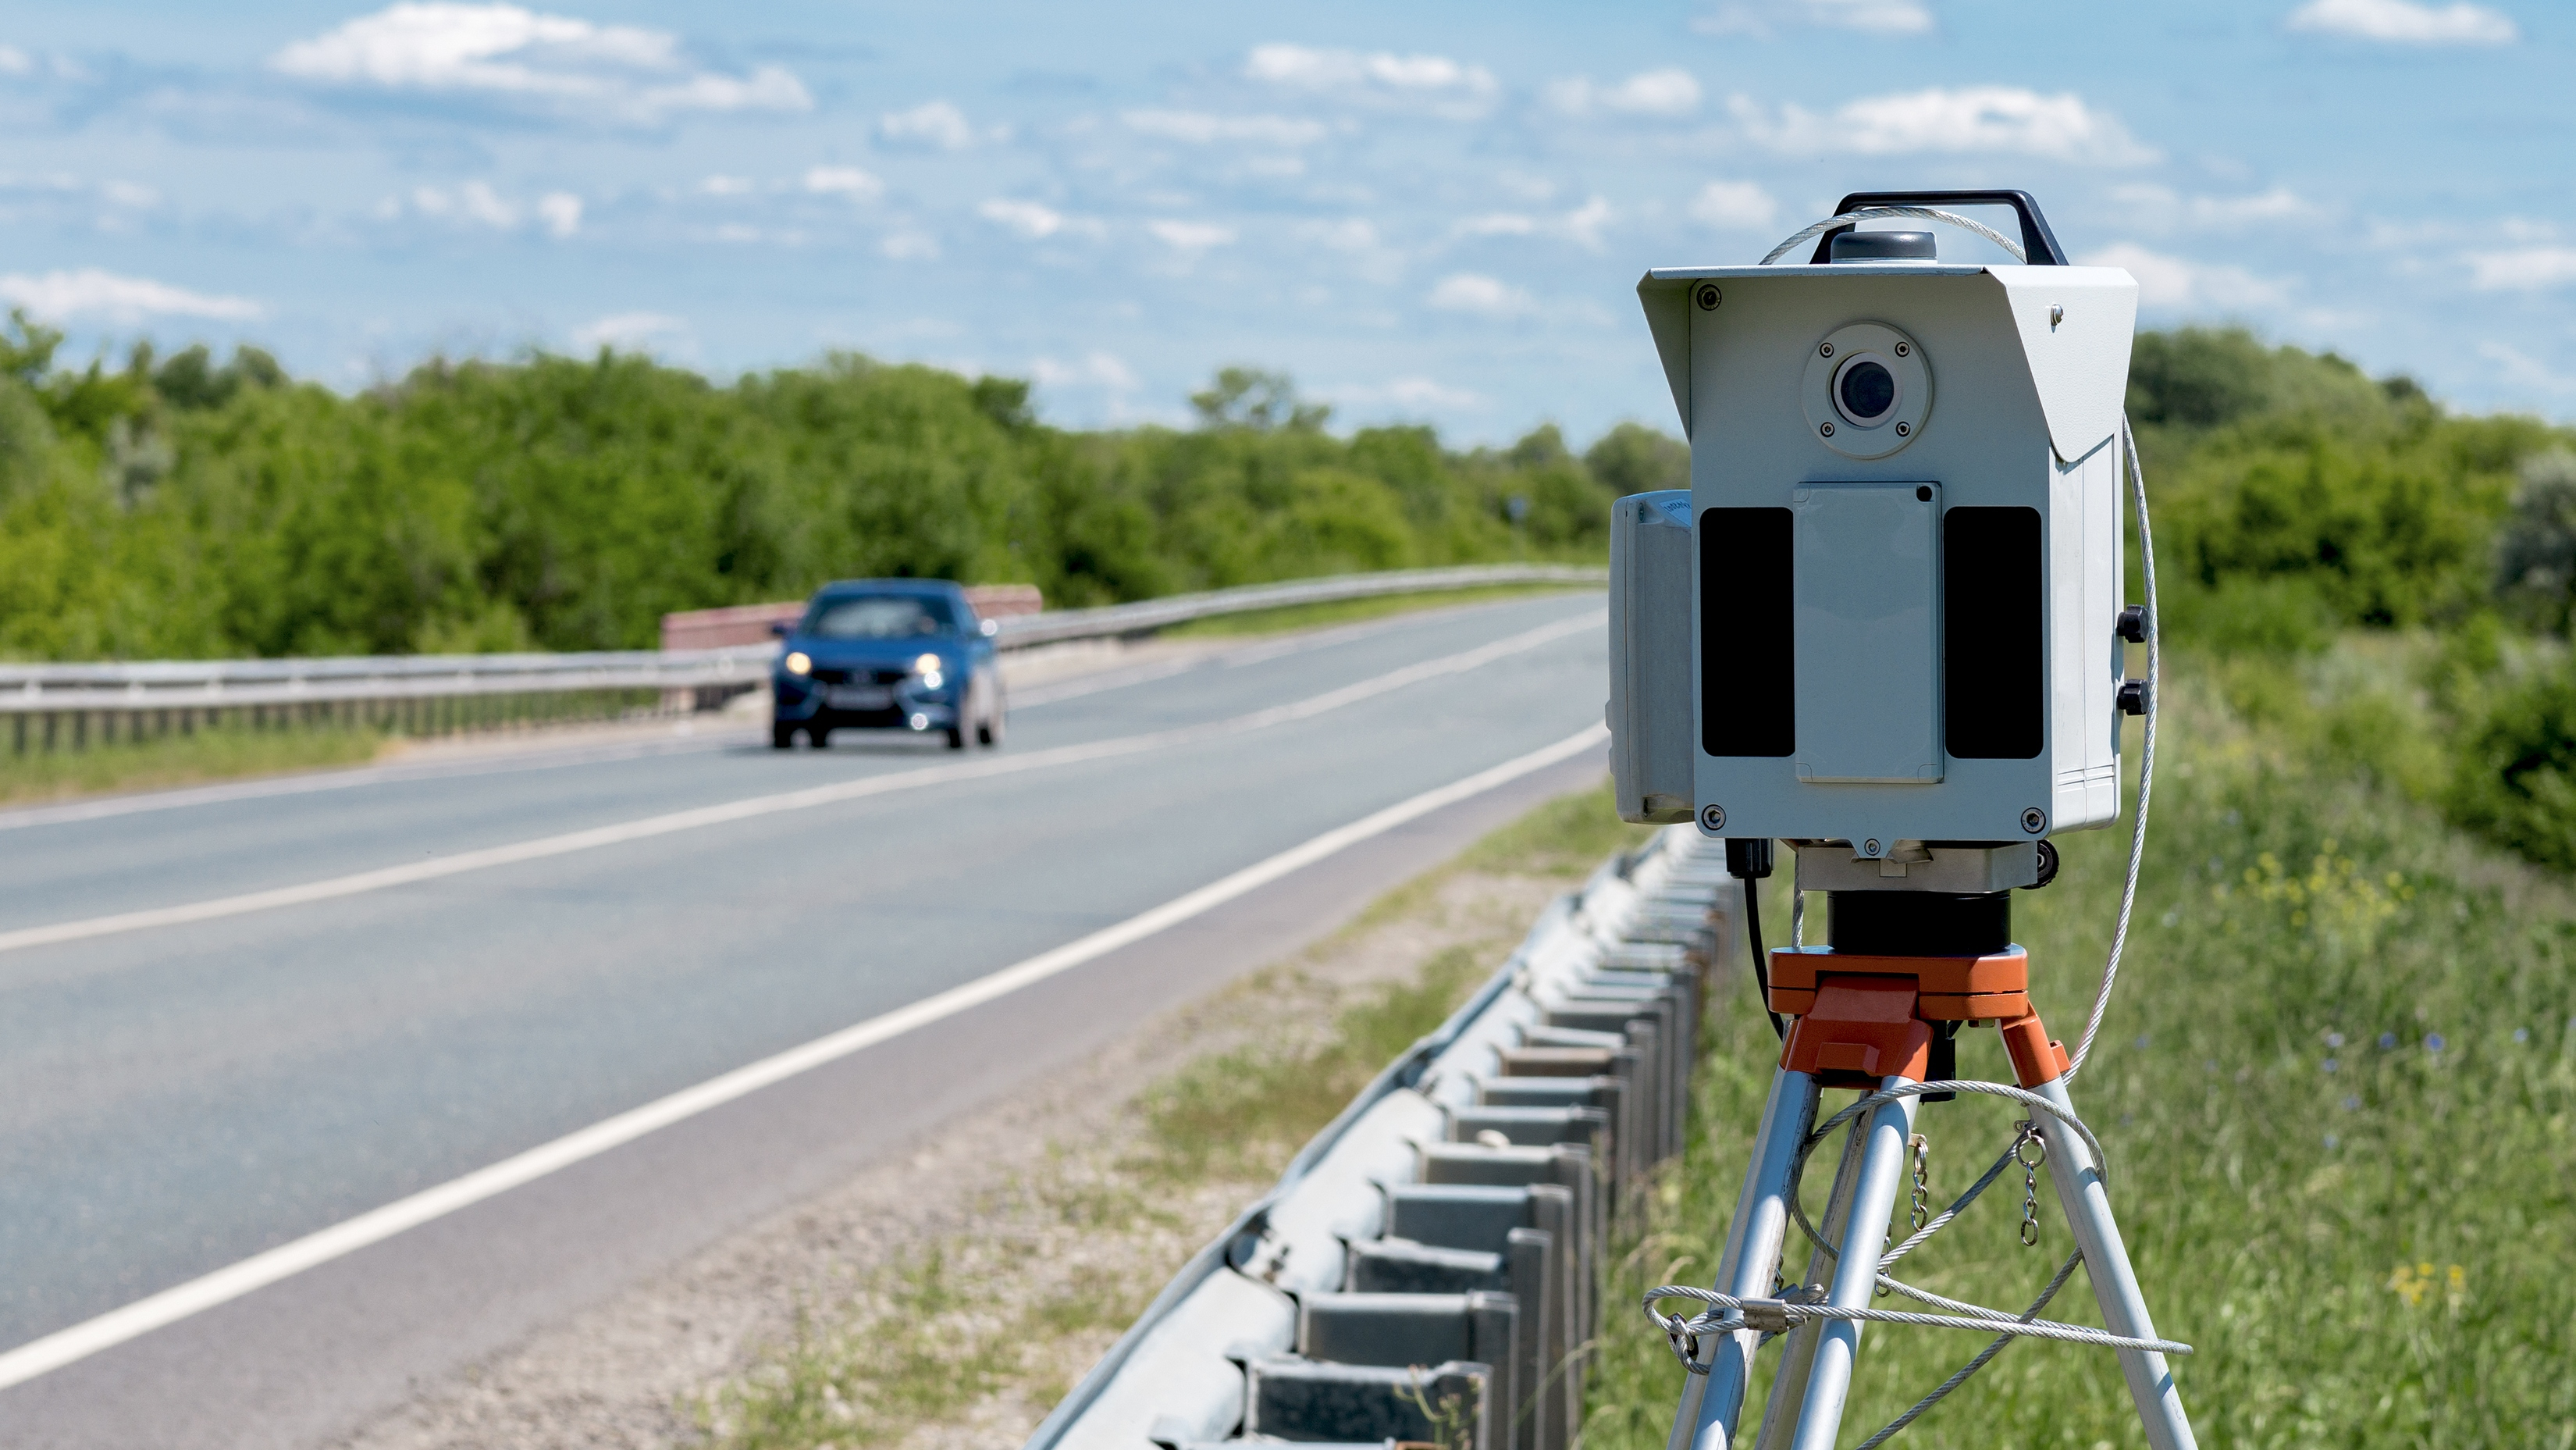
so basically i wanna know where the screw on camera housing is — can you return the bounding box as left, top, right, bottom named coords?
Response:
left=1862, top=838, right=1882, bottom=857
left=1895, top=422, right=1911, bottom=436
left=1819, top=422, right=1835, bottom=437
left=1700, top=804, right=1727, bottom=831
left=1818, top=342, right=1834, bottom=358
left=2021, top=807, right=2048, bottom=835
left=1695, top=283, right=1723, bottom=311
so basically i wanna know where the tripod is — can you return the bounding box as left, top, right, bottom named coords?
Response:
left=1654, top=884, right=2195, bottom=1450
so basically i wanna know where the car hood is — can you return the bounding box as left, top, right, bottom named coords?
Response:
left=784, top=637, right=959, bottom=668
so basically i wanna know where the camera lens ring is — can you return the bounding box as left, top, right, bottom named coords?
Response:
left=1802, top=321, right=1930, bottom=460
left=1831, top=352, right=1901, bottom=427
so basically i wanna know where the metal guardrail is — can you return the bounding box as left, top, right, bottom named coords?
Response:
left=0, top=565, right=1605, bottom=719
left=991, top=564, right=1606, bottom=648
left=1026, top=825, right=1731, bottom=1450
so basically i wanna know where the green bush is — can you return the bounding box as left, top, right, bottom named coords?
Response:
left=2447, top=663, right=2576, bottom=871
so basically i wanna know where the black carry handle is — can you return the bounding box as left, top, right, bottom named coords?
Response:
left=1807, top=188, right=2069, bottom=266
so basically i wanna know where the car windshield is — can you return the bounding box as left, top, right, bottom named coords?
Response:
left=804, top=593, right=956, bottom=639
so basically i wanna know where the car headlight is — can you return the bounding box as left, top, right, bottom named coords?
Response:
left=783, top=651, right=811, bottom=675
left=913, top=652, right=945, bottom=689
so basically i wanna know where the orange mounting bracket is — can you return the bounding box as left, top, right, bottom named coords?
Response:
left=1770, top=946, right=2069, bottom=1089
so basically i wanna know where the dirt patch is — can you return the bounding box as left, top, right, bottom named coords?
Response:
left=329, top=816, right=1624, bottom=1450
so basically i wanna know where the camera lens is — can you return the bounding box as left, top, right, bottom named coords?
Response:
left=1838, top=359, right=1896, bottom=422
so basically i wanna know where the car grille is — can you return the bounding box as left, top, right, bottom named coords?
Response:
left=809, top=667, right=909, bottom=685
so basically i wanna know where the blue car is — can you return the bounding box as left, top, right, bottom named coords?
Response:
left=770, top=579, right=1006, bottom=750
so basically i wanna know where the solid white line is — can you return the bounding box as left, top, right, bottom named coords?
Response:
left=0, top=721, right=1608, bottom=1391
left=0, top=611, right=1601, bottom=959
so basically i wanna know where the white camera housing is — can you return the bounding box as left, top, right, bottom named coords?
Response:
left=1612, top=249, right=2139, bottom=853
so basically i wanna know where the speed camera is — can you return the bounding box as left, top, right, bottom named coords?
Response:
left=1608, top=191, right=2143, bottom=859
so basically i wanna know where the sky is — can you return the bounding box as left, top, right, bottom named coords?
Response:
left=1, top=0, right=2570, bottom=444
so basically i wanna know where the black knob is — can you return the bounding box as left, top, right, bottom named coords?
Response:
left=1724, top=838, right=1774, bottom=881
left=2118, top=679, right=2151, bottom=716
left=2115, top=605, right=2148, bottom=644
left=2023, top=839, right=2060, bottom=891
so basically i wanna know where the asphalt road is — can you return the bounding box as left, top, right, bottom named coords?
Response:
left=0, top=593, right=1610, bottom=1448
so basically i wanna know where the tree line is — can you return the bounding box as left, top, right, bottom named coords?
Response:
left=0, top=321, right=1685, bottom=661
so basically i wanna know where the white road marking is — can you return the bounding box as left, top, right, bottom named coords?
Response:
left=0, top=611, right=1602, bottom=958
left=0, top=721, right=1608, bottom=1390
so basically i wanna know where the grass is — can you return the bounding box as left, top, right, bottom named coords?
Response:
left=1156, top=583, right=1596, bottom=639
left=696, top=779, right=1654, bottom=1449
left=0, top=689, right=672, bottom=808
left=0, top=719, right=387, bottom=807
left=1583, top=667, right=2576, bottom=1448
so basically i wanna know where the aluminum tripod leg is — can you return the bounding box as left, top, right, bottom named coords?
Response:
left=1782, top=1076, right=1920, bottom=1450
left=1750, top=1107, right=1872, bottom=1450
left=2030, top=1075, right=2197, bottom=1450
left=1667, top=1068, right=1820, bottom=1450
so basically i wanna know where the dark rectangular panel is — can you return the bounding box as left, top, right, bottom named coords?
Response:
left=1943, top=506, right=2044, bottom=759
left=1699, top=507, right=1794, bottom=757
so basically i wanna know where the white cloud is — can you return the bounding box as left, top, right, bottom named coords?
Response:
left=881, top=230, right=939, bottom=261
left=0, top=45, right=33, bottom=75
left=1332, top=376, right=1485, bottom=411
left=1453, top=198, right=1613, bottom=249
left=1305, top=218, right=1380, bottom=251
left=269, top=3, right=811, bottom=121
left=0, top=268, right=262, bottom=322
left=979, top=198, right=1099, bottom=241
left=698, top=174, right=754, bottom=196
left=1123, top=109, right=1330, bottom=146
left=1699, top=0, right=1934, bottom=36
left=1733, top=86, right=2156, bottom=165
left=101, top=180, right=159, bottom=208
left=2084, top=242, right=2286, bottom=309
left=413, top=180, right=519, bottom=228
left=881, top=100, right=977, bottom=149
left=2464, top=246, right=2576, bottom=290
left=1031, top=351, right=1139, bottom=390
left=2481, top=342, right=2576, bottom=395
left=1547, top=67, right=1703, bottom=117
left=402, top=180, right=579, bottom=237
left=803, top=165, right=884, bottom=201
left=980, top=198, right=1062, bottom=239
left=2287, top=0, right=2517, bottom=45
left=2114, top=184, right=2318, bottom=230
left=1245, top=43, right=1498, bottom=114
left=570, top=310, right=687, bottom=354
left=1147, top=219, right=1236, bottom=251
left=1563, top=196, right=1612, bottom=250
left=535, top=191, right=582, bottom=237
left=1691, top=180, right=1780, bottom=231
left=1429, top=273, right=1535, bottom=317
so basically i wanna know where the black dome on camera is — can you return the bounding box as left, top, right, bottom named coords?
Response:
left=1828, top=229, right=1936, bottom=262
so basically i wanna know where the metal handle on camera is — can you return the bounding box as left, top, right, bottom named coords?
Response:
left=1806, top=189, right=2071, bottom=266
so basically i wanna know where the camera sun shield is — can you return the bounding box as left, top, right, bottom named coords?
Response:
left=1612, top=236, right=2139, bottom=853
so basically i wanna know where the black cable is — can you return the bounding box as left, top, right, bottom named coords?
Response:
left=1745, top=875, right=1788, bottom=1040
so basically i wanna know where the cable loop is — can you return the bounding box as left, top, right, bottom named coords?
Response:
left=1759, top=207, right=2029, bottom=265
left=2067, top=412, right=2159, bottom=1079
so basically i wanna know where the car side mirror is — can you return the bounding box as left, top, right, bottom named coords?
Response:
left=769, top=621, right=791, bottom=638
left=980, top=618, right=999, bottom=638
